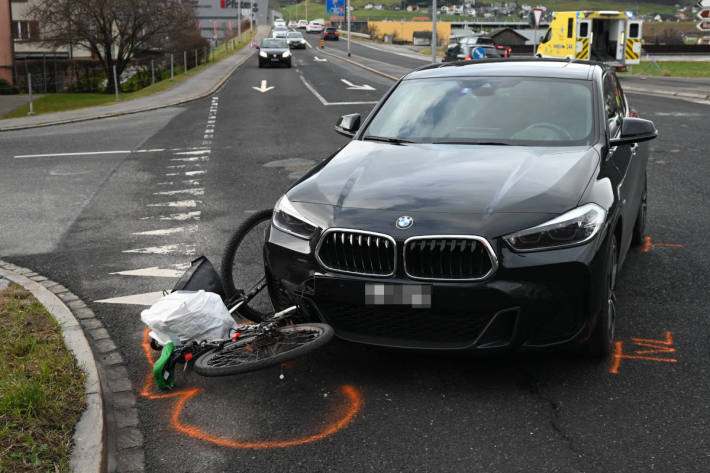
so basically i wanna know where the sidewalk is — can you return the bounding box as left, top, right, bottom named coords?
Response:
left=0, top=26, right=270, bottom=132
left=619, top=75, right=710, bottom=102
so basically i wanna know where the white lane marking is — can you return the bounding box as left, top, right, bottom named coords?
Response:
left=153, top=188, right=204, bottom=196
left=123, top=244, right=196, bottom=255
left=252, top=79, right=275, bottom=93
left=15, top=150, right=130, bottom=159
left=185, top=170, right=205, bottom=176
left=131, top=225, right=198, bottom=236
left=167, top=164, right=202, bottom=169
left=110, top=266, right=188, bottom=278
left=156, top=179, right=201, bottom=186
left=298, top=74, right=378, bottom=106
left=341, top=78, right=375, bottom=91
left=173, top=149, right=211, bottom=156
left=95, top=291, right=165, bottom=306
left=14, top=147, right=211, bottom=159
left=49, top=170, right=92, bottom=176
left=159, top=211, right=201, bottom=221
left=170, top=156, right=210, bottom=163
left=314, top=56, right=327, bottom=62
left=146, top=200, right=199, bottom=208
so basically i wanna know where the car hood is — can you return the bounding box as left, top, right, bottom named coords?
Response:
left=289, top=141, right=598, bottom=216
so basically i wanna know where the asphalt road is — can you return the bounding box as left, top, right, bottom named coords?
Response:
left=1, top=42, right=709, bottom=472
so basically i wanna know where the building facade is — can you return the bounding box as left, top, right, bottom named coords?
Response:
left=0, top=0, right=13, bottom=83
left=187, top=0, right=256, bottom=40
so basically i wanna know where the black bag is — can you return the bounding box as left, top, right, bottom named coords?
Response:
left=172, top=256, right=225, bottom=299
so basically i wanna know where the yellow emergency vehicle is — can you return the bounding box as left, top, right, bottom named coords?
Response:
left=536, top=11, right=642, bottom=66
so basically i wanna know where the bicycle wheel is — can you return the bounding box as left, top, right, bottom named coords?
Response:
left=221, top=209, right=274, bottom=321
left=192, top=323, right=334, bottom=377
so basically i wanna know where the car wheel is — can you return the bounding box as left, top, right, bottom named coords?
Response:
left=258, top=62, right=263, bottom=68
left=586, top=235, right=618, bottom=358
left=631, top=174, right=647, bottom=246
left=287, top=60, right=292, bottom=68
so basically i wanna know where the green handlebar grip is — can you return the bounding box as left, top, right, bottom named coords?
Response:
left=153, top=342, right=175, bottom=390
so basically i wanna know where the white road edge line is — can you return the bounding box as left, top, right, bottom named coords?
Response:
left=14, top=146, right=212, bottom=159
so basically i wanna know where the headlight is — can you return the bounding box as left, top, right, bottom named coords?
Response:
left=300, top=39, right=306, bottom=43
left=282, top=51, right=291, bottom=58
left=259, top=51, right=267, bottom=58
left=503, top=203, right=606, bottom=252
left=272, top=195, right=317, bottom=239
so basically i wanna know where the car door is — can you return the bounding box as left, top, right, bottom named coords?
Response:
left=603, top=72, right=635, bottom=262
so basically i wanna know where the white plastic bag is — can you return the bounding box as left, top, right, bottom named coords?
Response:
left=140, top=290, right=237, bottom=345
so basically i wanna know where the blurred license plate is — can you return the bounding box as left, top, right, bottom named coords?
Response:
left=365, top=284, right=431, bottom=308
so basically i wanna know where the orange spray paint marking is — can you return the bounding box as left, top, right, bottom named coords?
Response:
left=140, top=328, right=363, bottom=448
left=609, top=331, right=677, bottom=374
left=642, top=237, right=683, bottom=253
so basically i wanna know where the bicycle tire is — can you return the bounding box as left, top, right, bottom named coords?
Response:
left=192, top=323, right=334, bottom=377
left=221, top=209, right=274, bottom=321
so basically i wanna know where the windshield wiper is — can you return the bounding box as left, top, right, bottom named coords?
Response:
left=432, top=139, right=513, bottom=145
left=362, top=135, right=414, bottom=144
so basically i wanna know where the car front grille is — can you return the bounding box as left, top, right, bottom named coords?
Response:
left=404, top=236, right=496, bottom=281
left=316, top=229, right=396, bottom=277
left=312, top=300, right=495, bottom=348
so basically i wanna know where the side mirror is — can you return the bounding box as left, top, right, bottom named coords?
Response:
left=610, top=117, right=658, bottom=147
left=334, top=113, right=361, bottom=138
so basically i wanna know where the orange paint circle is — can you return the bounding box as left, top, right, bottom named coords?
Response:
left=140, top=328, right=363, bottom=448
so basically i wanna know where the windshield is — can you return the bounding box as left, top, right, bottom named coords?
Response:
left=261, top=38, right=287, bottom=48
left=287, top=32, right=303, bottom=38
left=363, top=77, right=594, bottom=146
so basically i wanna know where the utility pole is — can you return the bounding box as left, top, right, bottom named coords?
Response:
left=347, top=0, right=351, bottom=56
left=238, top=0, right=242, bottom=42
left=432, top=0, right=437, bottom=63
left=249, top=0, right=253, bottom=33
left=306, top=0, right=308, bottom=21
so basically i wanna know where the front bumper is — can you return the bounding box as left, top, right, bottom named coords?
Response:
left=264, top=223, right=610, bottom=352
left=259, top=54, right=291, bottom=65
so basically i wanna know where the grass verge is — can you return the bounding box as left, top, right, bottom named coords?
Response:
left=3, top=30, right=256, bottom=119
left=0, top=283, right=87, bottom=473
left=622, top=61, right=710, bottom=78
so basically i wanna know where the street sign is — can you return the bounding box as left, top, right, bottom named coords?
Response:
left=698, top=8, right=710, bottom=19
left=472, top=46, right=486, bottom=59
left=327, top=0, right=345, bottom=17
left=698, top=19, right=710, bottom=31
left=532, top=8, right=543, bottom=28
left=698, top=0, right=710, bottom=7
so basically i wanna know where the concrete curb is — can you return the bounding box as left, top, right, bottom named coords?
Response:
left=0, top=41, right=259, bottom=133
left=622, top=85, right=710, bottom=104
left=0, top=260, right=144, bottom=473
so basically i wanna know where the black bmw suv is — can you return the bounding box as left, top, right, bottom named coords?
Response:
left=263, top=60, right=657, bottom=357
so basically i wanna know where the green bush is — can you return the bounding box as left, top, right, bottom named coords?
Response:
left=0, top=78, right=20, bottom=95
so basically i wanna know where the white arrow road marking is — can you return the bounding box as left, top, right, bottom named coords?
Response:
left=153, top=188, right=204, bottom=196
left=252, top=80, right=275, bottom=93
left=314, top=56, right=327, bottom=62
left=131, top=225, right=198, bottom=236
left=110, top=265, right=189, bottom=278
left=341, top=79, right=375, bottom=91
left=123, top=244, right=196, bottom=255
left=146, top=200, right=199, bottom=208
left=95, top=291, right=164, bottom=306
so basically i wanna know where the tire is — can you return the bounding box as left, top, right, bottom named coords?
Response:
left=221, top=209, right=274, bottom=321
left=193, top=323, right=334, bottom=377
left=258, top=62, right=263, bottom=68
left=631, top=174, right=647, bottom=246
left=586, top=236, right=618, bottom=358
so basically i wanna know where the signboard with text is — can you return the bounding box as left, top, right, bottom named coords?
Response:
left=327, top=0, right=346, bottom=17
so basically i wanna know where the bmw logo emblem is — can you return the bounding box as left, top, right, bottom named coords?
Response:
left=396, top=216, right=414, bottom=229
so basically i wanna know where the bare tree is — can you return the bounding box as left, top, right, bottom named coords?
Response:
left=30, top=0, right=201, bottom=92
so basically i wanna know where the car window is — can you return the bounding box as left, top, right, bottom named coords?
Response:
left=603, top=74, right=623, bottom=137
left=261, top=38, right=287, bottom=48
left=541, top=28, right=552, bottom=43
left=364, top=77, right=594, bottom=146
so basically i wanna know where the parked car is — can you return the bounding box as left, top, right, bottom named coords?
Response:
left=323, top=27, right=340, bottom=40
left=452, top=35, right=513, bottom=58
left=443, top=44, right=502, bottom=61
left=272, top=26, right=289, bottom=38
left=263, top=60, right=657, bottom=357
left=286, top=31, right=307, bottom=49
left=306, top=21, right=325, bottom=33
left=258, top=38, right=291, bottom=67
left=297, top=19, right=309, bottom=29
